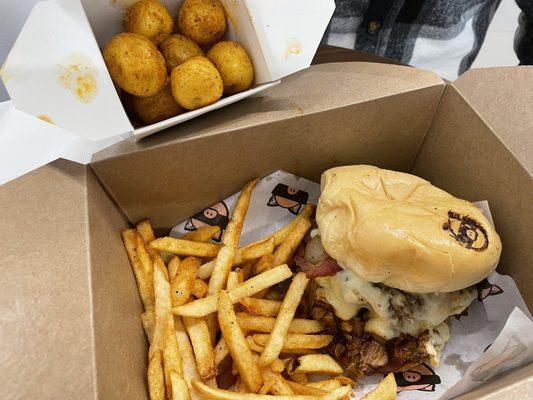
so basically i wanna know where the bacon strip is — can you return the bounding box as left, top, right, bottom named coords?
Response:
left=294, top=256, right=342, bottom=279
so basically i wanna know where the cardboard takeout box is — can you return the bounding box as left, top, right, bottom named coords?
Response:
left=1, top=47, right=532, bottom=398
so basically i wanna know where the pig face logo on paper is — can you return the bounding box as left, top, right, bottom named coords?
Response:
left=470, top=336, right=526, bottom=382
left=184, top=201, right=230, bottom=242
left=442, top=211, right=489, bottom=251
left=476, top=279, right=504, bottom=301
left=394, top=363, right=441, bottom=392
left=267, top=183, right=309, bottom=215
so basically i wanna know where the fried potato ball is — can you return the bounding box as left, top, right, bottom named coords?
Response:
left=160, top=34, right=204, bottom=73
left=124, top=0, right=173, bottom=45
left=127, top=84, right=182, bottom=124
left=103, top=32, right=167, bottom=97
left=170, top=56, right=223, bottom=110
left=207, top=41, right=254, bottom=95
left=177, top=0, right=226, bottom=48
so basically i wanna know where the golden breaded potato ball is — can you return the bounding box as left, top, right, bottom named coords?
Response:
left=128, top=84, right=182, bottom=124
left=103, top=32, right=167, bottom=97
left=177, top=0, right=226, bottom=48
left=124, top=0, right=173, bottom=45
left=160, top=34, right=204, bottom=73
left=207, top=41, right=254, bottom=95
left=170, top=56, right=223, bottom=110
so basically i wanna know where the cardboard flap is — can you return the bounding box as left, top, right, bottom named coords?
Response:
left=93, top=61, right=444, bottom=161
left=453, top=67, right=533, bottom=173
left=1, top=0, right=133, bottom=141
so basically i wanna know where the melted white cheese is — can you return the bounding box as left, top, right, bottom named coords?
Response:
left=316, top=268, right=476, bottom=340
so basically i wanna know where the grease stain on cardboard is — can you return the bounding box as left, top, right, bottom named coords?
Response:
left=285, top=39, right=302, bottom=60
left=57, top=54, right=98, bottom=103
left=37, top=114, right=54, bottom=124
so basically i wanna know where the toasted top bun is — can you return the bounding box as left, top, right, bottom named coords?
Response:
left=316, top=165, right=502, bottom=293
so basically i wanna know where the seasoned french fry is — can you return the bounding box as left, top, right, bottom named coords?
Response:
left=170, top=372, right=191, bottom=400
left=175, top=316, right=203, bottom=400
left=198, top=237, right=275, bottom=280
left=261, top=368, right=294, bottom=395
left=214, top=337, right=230, bottom=365
left=192, top=279, right=208, bottom=298
left=259, top=273, right=309, bottom=366
left=270, top=204, right=314, bottom=246
left=183, top=316, right=217, bottom=381
left=149, top=256, right=172, bottom=359
left=226, top=271, right=241, bottom=290
left=136, top=234, right=154, bottom=277
left=141, top=310, right=155, bottom=343
left=218, top=290, right=263, bottom=392
left=307, top=379, right=342, bottom=391
left=171, top=257, right=200, bottom=307
left=253, top=334, right=332, bottom=350
left=182, top=225, right=221, bottom=242
left=163, top=315, right=183, bottom=395
left=273, top=219, right=311, bottom=267
left=136, top=219, right=159, bottom=258
left=172, top=265, right=292, bottom=317
left=286, top=381, right=327, bottom=396
left=148, top=350, right=165, bottom=400
left=151, top=237, right=221, bottom=257
left=236, top=313, right=323, bottom=334
left=253, top=253, right=275, bottom=275
left=239, top=298, right=282, bottom=317
left=192, top=379, right=317, bottom=399
left=122, top=229, right=154, bottom=311
left=168, top=256, right=181, bottom=281
left=361, top=373, right=396, bottom=400
left=287, top=354, right=343, bottom=375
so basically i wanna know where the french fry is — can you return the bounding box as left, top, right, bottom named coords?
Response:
left=270, top=204, right=314, bottom=246
left=171, top=257, right=201, bottom=307
left=259, top=380, right=275, bottom=394
left=218, top=290, right=263, bottom=392
left=172, top=265, right=292, bottom=317
left=253, top=334, right=332, bottom=350
left=141, top=310, right=155, bottom=343
left=269, top=358, right=286, bottom=374
left=259, top=273, right=309, bottom=367
left=288, top=373, right=308, bottom=385
left=168, top=256, right=181, bottom=281
left=214, top=336, right=230, bottom=365
left=236, top=314, right=323, bottom=334
left=151, top=237, right=221, bottom=257
left=239, top=298, right=282, bottom=317
left=240, top=262, right=254, bottom=281
left=207, top=179, right=258, bottom=296
left=175, top=316, right=203, bottom=400
left=192, top=279, right=208, bottom=298
left=192, top=379, right=318, bottom=399
left=273, top=219, right=311, bottom=267
left=253, top=253, right=275, bottom=275
left=198, top=237, right=275, bottom=280
left=148, top=350, right=165, bottom=400
left=182, top=225, right=221, bottom=242
left=246, top=336, right=266, bottom=353
left=136, top=219, right=159, bottom=258
left=149, top=256, right=172, bottom=359
left=163, top=315, right=183, bottom=395
left=170, top=372, right=191, bottom=400
left=136, top=234, right=154, bottom=277
left=287, top=354, right=343, bottom=375
left=262, top=368, right=294, bottom=395
left=307, top=379, right=342, bottom=391
left=286, top=381, right=327, bottom=396
left=122, top=229, right=154, bottom=311
left=361, top=373, right=396, bottom=400
left=333, top=376, right=356, bottom=387
left=226, top=271, right=241, bottom=290
left=183, top=316, right=217, bottom=381
left=323, top=385, right=353, bottom=400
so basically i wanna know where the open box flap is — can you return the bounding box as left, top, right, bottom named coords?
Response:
left=453, top=67, right=533, bottom=174
left=92, top=61, right=445, bottom=161
left=1, top=0, right=133, bottom=141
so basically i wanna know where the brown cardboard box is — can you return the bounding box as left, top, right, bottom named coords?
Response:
left=1, top=48, right=531, bottom=399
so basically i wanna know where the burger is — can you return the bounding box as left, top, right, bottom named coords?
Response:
left=293, top=165, right=502, bottom=379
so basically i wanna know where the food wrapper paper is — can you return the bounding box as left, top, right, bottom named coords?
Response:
left=171, top=170, right=533, bottom=399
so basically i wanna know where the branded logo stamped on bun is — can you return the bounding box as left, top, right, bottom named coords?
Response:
left=394, top=363, right=441, bottom=392
left=443, top=211, right=489, bottom=251
left=267, top=183, right=309, bottom=215
left=184, top=201, right=229, bottom=241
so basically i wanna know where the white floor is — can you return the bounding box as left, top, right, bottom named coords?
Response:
left=0, top=0, right=524, bottom=102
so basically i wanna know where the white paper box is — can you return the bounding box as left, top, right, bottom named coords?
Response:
left=0, top=0, right=335, bottom=184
